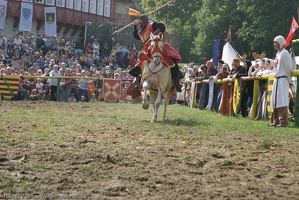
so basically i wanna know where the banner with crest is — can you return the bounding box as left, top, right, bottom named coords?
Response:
left=102, top=79, right=121, bottom=102
left=44, top=7, right=57, bottom=36
left=0, top=0, right=7, bottom=29
left=19, top=2, right=33, bottom=32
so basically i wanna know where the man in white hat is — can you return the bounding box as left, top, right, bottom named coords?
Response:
left=269, top=35, right=292, bottom=127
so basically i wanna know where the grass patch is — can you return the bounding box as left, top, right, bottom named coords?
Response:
left=258, top=139, right=273, bottom=149
left=0, top=101, right=298, bottom=198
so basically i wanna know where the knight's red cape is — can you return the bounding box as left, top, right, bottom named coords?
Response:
left=135, top=22, right=181, bottom=68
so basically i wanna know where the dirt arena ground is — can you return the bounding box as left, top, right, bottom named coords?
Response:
left=0, top=101, right=299, bottom=200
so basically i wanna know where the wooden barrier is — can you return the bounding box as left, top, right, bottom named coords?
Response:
left=191, top=70, right=299, bottom=127
left=2, top=72, right=299, bottom=127
left=189, top=82, right=196, bottom=108
left=267, top=75, right=275, bottom=120
left=228, top=81, right=234, bottom=116
left=232, top=78, right=241, bottom=115
left=293, top=71, right=299, bottom=127
left=0, top=75, right=19, bottom=99
left=207, top=81, right=214, bottom=110
left=222, top=82, right=228, bottom=115
left=199, top=83, right=207, bottom=109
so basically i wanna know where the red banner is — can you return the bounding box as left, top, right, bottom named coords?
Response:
left=102, top=79, right=121, bottom=102
left=285, top=17, right=299, bottom=48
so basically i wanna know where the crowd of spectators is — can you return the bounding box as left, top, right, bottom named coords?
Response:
left=178, top=58, right=296, bottom=121
left=0, top=33, right=296, bottom=121
left=0, top=33, right=136, bottom=103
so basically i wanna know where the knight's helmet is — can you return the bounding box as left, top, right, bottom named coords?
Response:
left=138, top=14, right=149, bottom=27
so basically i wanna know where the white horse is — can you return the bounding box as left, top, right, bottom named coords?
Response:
left=141, top=33, right=176, bottom=123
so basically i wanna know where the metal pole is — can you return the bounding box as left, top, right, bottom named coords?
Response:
left=84, top=22, right=92, bottom=47
left=295, top=76, right=299, bottom=126
left=56, top=78, right=61, bottom=102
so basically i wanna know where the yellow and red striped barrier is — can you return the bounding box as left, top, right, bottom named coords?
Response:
left=0, top=75, right=19, bottom=99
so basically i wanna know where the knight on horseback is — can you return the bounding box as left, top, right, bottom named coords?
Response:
left=129, top=14, right=182, bottom=92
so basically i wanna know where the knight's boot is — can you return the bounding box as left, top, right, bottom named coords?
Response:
left=129, top=66, right=142, bottom=90
left=132, top=75, right=142, bottom=90
left=170, top=65, right=182, bottom=92
left=129, top=66, right=141, bottom=77
left=173, top=78, right=182, bottom=92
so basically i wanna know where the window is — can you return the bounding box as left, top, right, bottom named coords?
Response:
left=46, top=0, right=54, bottom=5
left=90, top=0, right=96, bottom=14
left=82, top=0, right=89, bottom=12
left=56, top=0, right=65, bottom=7
left=66, top=0, right=73, bottom=9
left=97, top=0, right=103, bottom=16
left=74, top=0, right=81, bottom=11
left=104, top=0, right=110, bottom=17
left=35, top=0, right=43, bottom=3
left=23, top=0, right=33, bottom=2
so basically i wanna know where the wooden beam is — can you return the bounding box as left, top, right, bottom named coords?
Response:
left=36, top=19, right=43, bottom=32
left=13, top=16, right=19, bottom=29
left=57, top=23, right=63, bottom=34
left=63, top=25, right=71, bottom=35
left=79, top=28, right=85, bottom=37
left=71, top=26, right=78, bottom=36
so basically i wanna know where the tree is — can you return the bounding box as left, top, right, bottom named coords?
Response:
left=237, top=0, right=298, bottom=59
left=140, top=0, right=202, bottom=62
left=193, top=0, right=299, bottom=63
left=192, top=0, right=246, bottom=63
left=137, top=0, right=299, bottom=64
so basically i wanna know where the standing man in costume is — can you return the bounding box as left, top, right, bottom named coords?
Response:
left=129, top=14, right=182, bottom=92
left=269, top=35, right=292, bottom=127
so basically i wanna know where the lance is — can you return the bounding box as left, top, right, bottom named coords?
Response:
left=111, top=0, right=174, bottom=36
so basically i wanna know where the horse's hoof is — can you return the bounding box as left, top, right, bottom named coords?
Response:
left=142, top=101, right=149, bottom=110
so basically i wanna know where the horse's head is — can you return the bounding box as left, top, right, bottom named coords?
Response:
left=149, top=32, right=164, bottom=65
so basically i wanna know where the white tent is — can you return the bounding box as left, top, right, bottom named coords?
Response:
left=221, top=42, right=242, bottom=69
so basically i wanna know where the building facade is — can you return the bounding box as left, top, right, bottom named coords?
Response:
left=2, top=0, right=136, bottom=39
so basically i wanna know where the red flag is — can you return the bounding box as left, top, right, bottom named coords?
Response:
left=227, top=27, right=231, bottom=42
left=285, top=17, right=299, bottom=47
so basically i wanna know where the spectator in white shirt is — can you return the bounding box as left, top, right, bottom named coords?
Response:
left=49, top=64, right=61, bottom=101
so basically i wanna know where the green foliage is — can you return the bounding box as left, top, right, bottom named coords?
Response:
left=137, top=0, right=299, bottom=64
left=258, top=139, right=273, bottom=149
left=140, top=0, right=202, bottom=62
left=236, top=0, right=298, bottom=58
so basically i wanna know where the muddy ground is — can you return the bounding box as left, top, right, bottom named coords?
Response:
left=0, top=101, right=298, bottom=200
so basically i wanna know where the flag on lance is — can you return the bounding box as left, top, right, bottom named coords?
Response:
left=285, top=17, right=299, bottom=48
left=103, top=79, right=121, bottom=102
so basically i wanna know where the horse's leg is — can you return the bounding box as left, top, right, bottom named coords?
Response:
left=162, top=97, right=169, bottom=121
left=151, top=89, right=162, bottom=123
left=142, top=80, right=150, bottom=110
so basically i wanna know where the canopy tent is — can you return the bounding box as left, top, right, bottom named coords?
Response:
left=221, top=42, right=242, bottom=69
